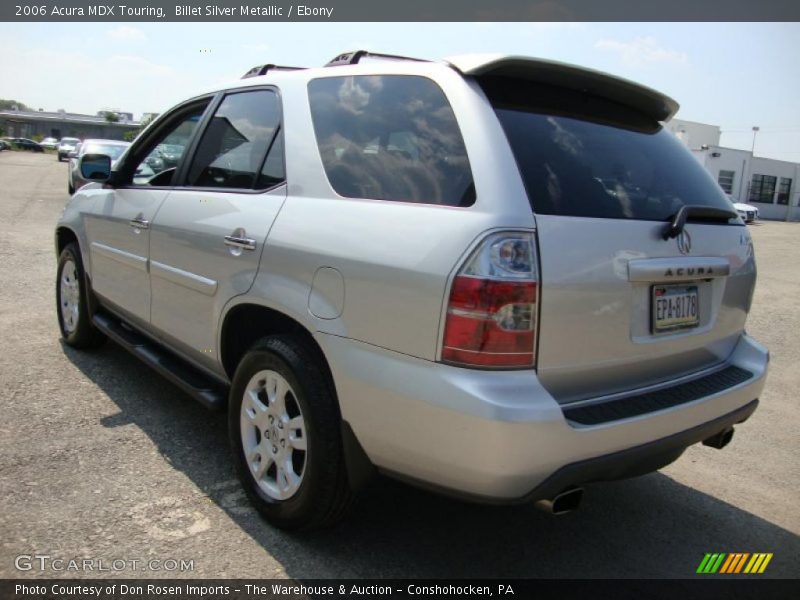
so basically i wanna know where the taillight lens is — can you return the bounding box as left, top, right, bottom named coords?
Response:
left=442, top=232, right=538, bottom=368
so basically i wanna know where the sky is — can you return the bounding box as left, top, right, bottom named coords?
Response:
left=0, top=22, right=798, bottom=161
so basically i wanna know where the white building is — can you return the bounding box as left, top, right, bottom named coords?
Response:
left=668, top=118, right=800, bottom=221
left=666, top=118, right=721, bottom=150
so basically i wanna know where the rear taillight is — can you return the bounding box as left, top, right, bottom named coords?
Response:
left=441, top=232, right=538, bottom=368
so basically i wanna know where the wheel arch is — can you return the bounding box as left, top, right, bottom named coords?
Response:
left=219, top=301, right=327, bottom=382
left=55, top=226, right=79, bottom=258
left=219, top=300, right=375, bottom=491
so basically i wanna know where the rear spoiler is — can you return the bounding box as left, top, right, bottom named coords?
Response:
left=446, top=54, right=679, bottom=122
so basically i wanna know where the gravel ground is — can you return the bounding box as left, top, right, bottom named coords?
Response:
left=0, top=152, right=798, bottom=579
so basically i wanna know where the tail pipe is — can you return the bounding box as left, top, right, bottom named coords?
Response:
left=534, top=428, right=735, bottom=514
left=702, top=427, right=735, bottom=450
left=534, top=487, right=583, bottom=515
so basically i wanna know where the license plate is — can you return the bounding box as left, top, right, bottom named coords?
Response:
left=652, top=284, right=699, bottom=333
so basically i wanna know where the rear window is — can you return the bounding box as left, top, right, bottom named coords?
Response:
left=83, top=144, right=127, bottom=159
left=481, top=77, right=735, bottom=221
left=308, top=75, right=475, bottom=207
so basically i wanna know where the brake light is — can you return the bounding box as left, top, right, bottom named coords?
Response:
left=442, top=232, right=538, bottom=368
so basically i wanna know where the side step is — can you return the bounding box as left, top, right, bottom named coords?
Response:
left=92, top=312, right=228, bottom=411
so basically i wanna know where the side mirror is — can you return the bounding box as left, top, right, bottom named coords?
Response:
left=79, top=153, right=111, bottom=182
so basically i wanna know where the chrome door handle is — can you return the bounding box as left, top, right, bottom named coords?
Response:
left=129, top=217, right=150, bottom=230
left=224, top=235, right=256, bottom=251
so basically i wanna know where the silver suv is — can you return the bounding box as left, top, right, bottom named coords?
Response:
left=55, top=52, right=769, bottom=530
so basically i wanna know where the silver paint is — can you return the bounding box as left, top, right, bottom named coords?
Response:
left=56, top=55, right=769, bottom=500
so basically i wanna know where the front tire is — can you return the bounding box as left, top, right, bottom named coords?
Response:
left=56, top=242, right=106, bottom=349
left=229, top=335, right=354, bottom=530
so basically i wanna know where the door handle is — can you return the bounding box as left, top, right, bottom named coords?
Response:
left=129, top=217, right=150, bottom=230
left=224, top=235, right=256, bottom=251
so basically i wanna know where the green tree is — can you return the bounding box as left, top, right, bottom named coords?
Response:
left=122, top=113, right=155, bottom=142
left=0, top=99, right=31, bottom=111
left=104, top=111, right=120, bottom=123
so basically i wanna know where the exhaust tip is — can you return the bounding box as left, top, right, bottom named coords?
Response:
left=703, top=427, right=734, bottom=450
left=535, top=487, right=583, bottom=515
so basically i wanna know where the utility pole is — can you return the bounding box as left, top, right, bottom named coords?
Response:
left=789, top=162, right=799, bottom=222
left=744, top=126, right=759, bottom=204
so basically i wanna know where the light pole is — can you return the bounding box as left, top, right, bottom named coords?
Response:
left=744, top=126, right=760, bottom=203
left=750, top=126, right=760, bottom=155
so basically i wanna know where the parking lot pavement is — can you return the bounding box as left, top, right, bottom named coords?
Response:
left=0, top=152, right=798, bottom=579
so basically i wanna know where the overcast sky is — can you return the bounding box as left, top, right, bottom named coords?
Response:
left=1, top=22, right=798, bottom=161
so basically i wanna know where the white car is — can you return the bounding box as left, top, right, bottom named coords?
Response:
left=733, top=202, right=759, bottom=223
left=57, top=137, right=81, bottom=162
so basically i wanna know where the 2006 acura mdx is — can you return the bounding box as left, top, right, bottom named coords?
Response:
left=55, top=52, right=769, bottom=530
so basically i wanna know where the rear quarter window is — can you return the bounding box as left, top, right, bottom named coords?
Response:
left=308, top=75, right=475, bottom=207
left=481, top=77, right=736, bottom=221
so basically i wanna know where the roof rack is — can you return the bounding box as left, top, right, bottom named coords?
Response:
left=241, top=64, right=305, bottom=79
left=325, top=50, right=428, bottom=67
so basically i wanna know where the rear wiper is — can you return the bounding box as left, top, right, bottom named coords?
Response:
left=662, top=205, right=738, bottom=240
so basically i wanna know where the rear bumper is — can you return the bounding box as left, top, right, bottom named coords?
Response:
left=519, top=398, right=757, bottom=503
left=320, top=332, right=768, bottom=501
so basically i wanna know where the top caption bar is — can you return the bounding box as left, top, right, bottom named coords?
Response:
left=4, top=0, right=800, bottom=22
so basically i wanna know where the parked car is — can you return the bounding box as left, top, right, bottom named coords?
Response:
left=142, top=147, right=166, bottom=174
left=0, top=139, right=10, bottom=151
left=155, top=143, right=184, bottom=169
left=733, top=202, right=759, bottom=223
left=40, top=137, right=59, bottom=149
left=55, top=52, right=768, bottom=530
left=57, top=137, right=81, bottom=161
left=8, top=137, right=44, bottom=152
left=68, top=139, right=130, bottom=194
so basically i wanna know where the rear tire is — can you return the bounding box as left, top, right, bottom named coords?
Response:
left=56, top=242, right=106, bottom=349
left=228, top=335, right=354, bottom=530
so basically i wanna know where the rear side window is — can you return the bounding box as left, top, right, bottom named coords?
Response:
left=308, top=75, right=475, bottom=207
left=481, top=77, right=736, bottom=221
left=186, top=89, right=283, bottom=190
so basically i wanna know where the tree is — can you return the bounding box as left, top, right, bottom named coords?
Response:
left=122, top=113, right=155, bottom=142
left=0, top=99, right=31, bottom=111
left=104, top=111, right=120, bottom=123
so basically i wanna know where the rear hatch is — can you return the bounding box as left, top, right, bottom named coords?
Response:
left=458, top=57, right=755, bottom=404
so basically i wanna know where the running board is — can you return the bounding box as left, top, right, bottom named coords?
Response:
left=92, top=312, right=227, bottom=411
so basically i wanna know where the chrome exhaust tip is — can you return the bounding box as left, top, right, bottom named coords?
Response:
left=534, top=487, right=583, bottom=515
left=702, top=427, right=735, bottom=450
